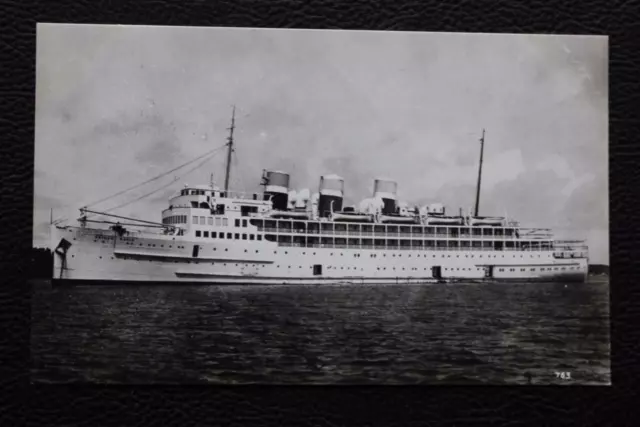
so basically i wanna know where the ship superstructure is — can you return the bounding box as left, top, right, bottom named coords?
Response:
left=50, top=109, right=589, bottom=285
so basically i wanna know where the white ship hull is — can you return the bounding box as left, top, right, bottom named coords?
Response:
left=51, top=225, right=588, bottom=285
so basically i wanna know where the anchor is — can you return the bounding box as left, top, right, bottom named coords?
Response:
left=54, top=238, right=72, bottom=279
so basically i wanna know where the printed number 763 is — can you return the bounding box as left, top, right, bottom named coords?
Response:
left=555, top=372, right=572, bottom=380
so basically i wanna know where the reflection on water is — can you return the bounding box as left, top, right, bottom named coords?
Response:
left=31, top=281, right=610, bottom=384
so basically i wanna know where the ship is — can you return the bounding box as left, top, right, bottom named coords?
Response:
left=50, top=108, right=589, bottom=285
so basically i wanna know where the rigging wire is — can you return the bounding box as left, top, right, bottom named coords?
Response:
left=102, top=149, right=222, bottom=214
left=85, top=143, right=227, bottom=208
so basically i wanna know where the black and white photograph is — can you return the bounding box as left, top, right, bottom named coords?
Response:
left=31, top=24, right=609, bottom=385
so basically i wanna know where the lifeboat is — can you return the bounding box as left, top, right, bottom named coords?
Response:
left=269, top=210, right=310, bottom=220
left=425, top=215, right=465, bottom=226
left=330, top=211, right=373, bottom=222
left=469, top=216, right=505, bottom=226
left=380, top=214, right=418, bottom=224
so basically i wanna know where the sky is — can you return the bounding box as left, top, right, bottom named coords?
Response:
left=34, top=24, right=609, bottom=264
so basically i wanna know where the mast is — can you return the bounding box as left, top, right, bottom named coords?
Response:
left=223, top=105, right=236, bottom=192
left=473, top=129, right=485, bottom=217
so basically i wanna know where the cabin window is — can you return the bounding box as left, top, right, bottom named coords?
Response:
left=242, top=234, right=247, bottom=240
left=215, top=218, right=221, bottom=226
left=219, top=233, right=224, bottom=239
left=204, top=231, right=209, bottom=238
left=227, top=233, right=232, bottom=239
left=216, top=204, right=225, bottom=215
left=195, top=231, right=201, bottom=237
left=242, top=219, right=247, bottom=227
left=192, top=216, right=197, bottom=224
left=235, top=233, right=240, bottom=239
left=235, top=219, right=240, bottom=227
left=208, top=217, right=213, bottom=225
left=250, top=234, right=255, bottom=241
left=222, top=218, right=228, bottom=226
left=212, top=232, right=217, bottom=238
left=197, top=216, right=203, bottom=224
left=258, top=235, right=262, bottom=241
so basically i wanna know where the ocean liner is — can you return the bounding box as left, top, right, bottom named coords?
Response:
left=50, top=109, right=589, bottom=285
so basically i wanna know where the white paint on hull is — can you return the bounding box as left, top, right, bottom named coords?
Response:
left=51, top=225, right=589, bottom=284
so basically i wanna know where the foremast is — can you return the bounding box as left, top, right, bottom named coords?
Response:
left=223, top=106, right=236, bottom=192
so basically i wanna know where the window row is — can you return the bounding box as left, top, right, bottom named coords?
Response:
left=190, top=216, right=251, bottom=228
left=192, top=216, right=229, bottom=226
left=263, top=234, right=552, bottom=250
left=162, top=215, right=187, bottom=225
left=250, top=219, right=523, bottom=237
left=498, top=266, right=579, bottom=272
left=194, top=230, right=263, bottom=241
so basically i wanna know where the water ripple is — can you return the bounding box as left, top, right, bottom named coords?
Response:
left=31, top=280, right=610, bottom=385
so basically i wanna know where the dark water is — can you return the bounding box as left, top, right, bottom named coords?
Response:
left=31, top=280, right=610, bottom=385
